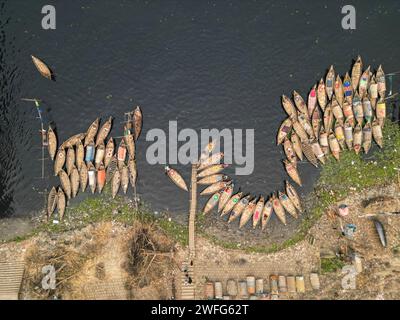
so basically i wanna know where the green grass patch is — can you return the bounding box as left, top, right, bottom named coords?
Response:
left=321, top=257, right=346, bottom=273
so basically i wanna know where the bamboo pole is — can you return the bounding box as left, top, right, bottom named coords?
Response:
left=188, top=164, right=197, bottom=258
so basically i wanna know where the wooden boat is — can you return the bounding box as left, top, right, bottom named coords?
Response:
left=376, top=65, right=386, bottom=98
left=106, top=155, right=118, bottom=183
left=121, top=164, right=129, bottom=194
left=283, top=159, right=302, bottom=186
left=128, top=158, right=137, bottom=188
left=117, top=140, right=127, bottom=170
left=239, top=198, right=257, bottom=228
left=104, top=138, right=115, bottom=168
left=351, top=56, right=363, bottom=90
left=362, top=96, right=373, bottom=123
left=200, top=181, right=231, bottom=196
left=334, top=123, right=345, bottom=150
left=47, top=186, right=58, bottom=220
left=325, top=65, right=335, bottom=100
left=79, top=162, right=88, bottom=192
left=353, top=124, right=363, bottom=154
left=97, top=163, right=106, bottom=194
left=343, top=72, right=353, bottom=104
left=362, top=122, right=372, bottom=154
left=96, top=116, right=113, bottom=147
left=292, top=120, right=308, bottom=142
left=54, top=148, right=66, bottom=176
left=323, top=103, right=334, bottom=134
left=283, top=138, right=297, bottom=163
left=47, top=126, right=57, bottom=161
left=221, top=191, right=243, bottom=217
left=84, top=118, right=100, bottom=147
left=319, top=129, right=330, bottom=156
left=293, top=91, right=309, bottom=118
left=58, top=169, right=72, bottom=200
left=311, top=140, right=325, bottom=164
left=286, top=181, right=303, bottom=213
left=279, top=192, right=298, bottom=219
left=95, top=143, right=105, bottom=169
left=372, top=120, right=383, bottom=148
left=203, top=191, right=222, bottom=215
left=197, top=164, right=228, bottom=178
left=311, top=107, right=321, bottom=139
left=298, top=113, right=314, bottom=138
left=344, top=121, right=353, bottom=150
left=66, top=147, right=75, bottom=176
left=252, top=197, right=265, bottom=229
left=87, top=162, right=96, bottom=194
left=60, top=133, right=86, bottom=149
left=57, top=188, right=66, bottom=221
left=124, top=129, right=136, bottom=159
left=76, top=141, right=84, bottom=170
left=134, top=106, right=143, bottom=140
left=291, top=133, right=303, bottom=160
left=197, top=174, right=228, bottom=185
left=272, top=194, right=286, bottom=225
left=31, top=55, right=53, bottom=80
left=261, top=198, right=274, bottom=230
left=277, top=118, right=293, bottom=145
left=308, top=85, right=317, bottom=116
left=85, top=141, right=95, bottom=163
left=358, top=66, right=371, bottom=98
left=198, top=152, right=224, bottom=171
left=376, top=99, right=386, bottom=128
left=281, top=95, right=298, bottom=120
left=369, top=75, right=378, bottom=109
left=334, top=75, right=344, bottom=107
left=352, top=92, right=364, bottom=126
left=228, top=195, right=251, bottom=223
left=317, top=79, right=327, bottom=111
left=165, top=166, right=188, bottom=192
left=342, top=101, right=355, bottom=127
left=217, top=185, right=234, bottom=213
left=70, top=165, right=80, bottom=198
left=331, top=96, right=344, bottom=126
left=328, top=134, right=341, bottom=161
left=301, top=140, right=318, bottom=167
left=111, top=169, right=121, bottom=199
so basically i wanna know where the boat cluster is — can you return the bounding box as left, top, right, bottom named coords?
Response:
left=46, top=107, right=142, bottom=221
left=166, top=144, right=303, bottom=229
left=278, top=56, right=387, bottom=187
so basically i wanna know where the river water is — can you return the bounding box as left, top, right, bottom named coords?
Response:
left=0, top=0, right=399, bottom=221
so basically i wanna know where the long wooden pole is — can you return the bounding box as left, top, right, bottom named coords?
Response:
left=188, top=164, right=197, bottom=258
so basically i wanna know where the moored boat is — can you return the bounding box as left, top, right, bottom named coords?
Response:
left=197, top=174, right=228, bottom=185
left=317, top=79, right=327, bottom=111
left=283, top=159, right=302, bottom=186
left=97, top=163, right=106, bottom=193
left=369, top=76, right=378, bottom=109
left=197, top=164, right=228, bottom=178
left=291, top=133, right=303, bottom=160
left=301, top=140, right=318, bottom=167
left=323, top=103, right=334, bottom=134
left=283, top=138, right=297, bottom=163
left=203, top=191, right=222, bottom=215
left=358, top=66, right=371, bottom=98
left=228, top=195, right=251, bottom=223
left=217, top=185, right=234, bottom=213
left=279, top=191, right=298, bottom=219
left=292, top=120, right=308, bottom=142
left=200, top=180, right=231, bottom=196
left=106, top=155, right=118, bottom=182
left=328, top=133, right=341, bottom=161
left=85, top=141, right=95, bottom=163
left=239, top=198, right=257, bottom=228
left=31, top=55, right=53, bottom=80
left=96, top=116, right=113, bottom=147
left=76, top=141, right=84, bottom=170
left=334, top=123, right=345, bottom=150
left=352, top=92, right=364, bottom=126
left=293, top=90, right=309, bottom=118
left=376, top=65, right=386, bottom=98
left=298, top=113, right=314, bottom=138
left=124, top=128, right=136, bottom=159
left=198, top=152, right=224, bottom=171
left=111, top=169, right=121, bottom=199
left=277, top=118, right=293, bottom=145
left=104, top=138, right=115, bottom=168
left=319, top=129, right=330, bottom=156
left=57, top=188, right=66, bottom=221
left=165, top=166, right=188, bottom=192
left=54, top=148, right=66, bottom=176
left=128, top=158, right=137, bottom=188
left=331, top=96, right=344, bottom=126
left=95, top=143, right=105, bottom=169
left=343, top=72, right=353, bottom=104
left=79, top=162, right=88, bottom=192
left=376, top=99, right=386, bottom=128
left=311, top=107, right=321, bottom=139
left=351, top=56, right=363, bottom=90
left=58, top=169, right=72, bottom=200
left=372, top=120, right=383, bottom=148
left=281, top=95, right=298, bottom=120
left=134, top=106, right=143, bottom=140
left=121, top=164, right=129, bottom=194
left=70, top=165, right=80, bottom=198
left=342, top=101, right=355, bottom=127
left=325, top=65, right=335, bottom=100
left=84, top=118, right=100, bottom=147
left=252, top=197, right=265, bottom=229
left=47, top=126, right=57, bottom=161
left=221, top=191, right=243, bottom=217
left=47, top=186, right=58, bottom=220
left=117, top=139, right=127, bottom=169
left=334, top=75, right=344, bottom=107
left=307, top=85, right=317, bottom=116
left=87, top=162, right=96, bottom=194
left=272, top=194, right=286, bottom=225
left=362, top=122, right=372, bottom=154
left=362, top=96, right=373, bottom=123
left=261, top=198, right=274, bottom=230
left=61, top=133, right=85, bottom=149
left=285, top=181, right=303, bottom=213
left=344, top=121, right=354, bottom=150
left=66, top=147, right=75, bottom=176
left=311, top=140, right=325, bottom=164
left=353, top=124, right=363, bottom=154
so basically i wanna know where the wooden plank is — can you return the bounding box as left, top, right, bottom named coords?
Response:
left=0, top=261, right=25, bottom=300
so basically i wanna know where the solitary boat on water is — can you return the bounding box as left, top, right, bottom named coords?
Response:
left=165, top=166, right=188, bottom=192
left=31, top=55, right=53, bottom=80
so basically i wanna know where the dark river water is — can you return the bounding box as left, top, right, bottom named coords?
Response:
left=1, top=0, right=399, bottom=219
